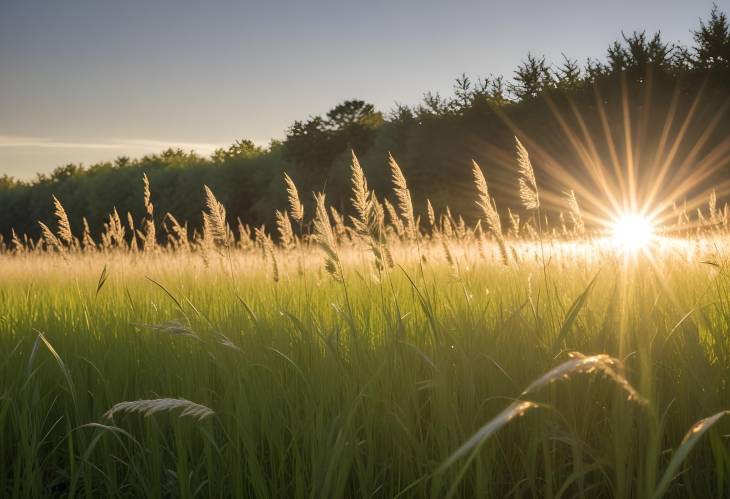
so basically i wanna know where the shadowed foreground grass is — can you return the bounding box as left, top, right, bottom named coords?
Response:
left=0, top=243, right=729, bottom=498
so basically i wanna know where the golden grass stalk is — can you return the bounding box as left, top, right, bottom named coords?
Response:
left=39, top=222, right=64, bottom=253
left=203, top=185, right=229, bottom=247
left=81, top=217, right=96, bottom=250
left=275, top=209, right=295, bottom=250
left=283, top=173, right=304, bottom=224
left=108, top=208, right=126, bottom=249
left=388, top=153, right=417, bottom=240
left=383, top=199, right=405, bottom=239
left=471, top=160, right=508, bottom=264
left=127, top=212, right=140, bottom=252
left=164, top=212, right=189, bottom=250
left=312, top=192, right=343, bottom=282
left=350, top=151, right=372, bottom=235
left=515, top=137, right=540, bottom=210
left=52, top=195, right=76, bottom=249
left=426, top=199, right=435, bottom=228
left=329, top=207, right=347, bottom=242
left=142, top=174, right=157, bottom=251
left=237, top=218, right=253, bottom=250
left=10, top=229, right=25, bottom=254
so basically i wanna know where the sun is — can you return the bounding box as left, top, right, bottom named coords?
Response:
left=611, top=213, right=655, bottom=252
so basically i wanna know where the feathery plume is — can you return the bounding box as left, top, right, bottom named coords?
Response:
left=126, top=212, right=139, bottom=252
left=283, top=173, right=304, bottom=224
left=312, top=193, right=343, bottom=282
left=81, top=217, right=96, bottom=251
left=11, top=229, right=25, bottom=254
left=515, top=137, right=540, bottom=210
left=52, top=195, right=76, bottom=249
left=388, top=153, right=417, bottom=239
left=426, top=199, right=436, bottom=227
left=275, top=209, right=295, bottom=250
left=202, top=185, right=229, bottom=246
left=142, top=174, right=157, bottom=251
left=350, top=151, right=372, bottom=235
left=384, top=198, right=405, bottom=239
left=163, top=213, right=189, bottom=250
left=39, top=222, right=64, bottom=253
left=471, top=160, right=508, bottom=264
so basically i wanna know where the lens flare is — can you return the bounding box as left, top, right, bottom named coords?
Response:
left=611, top=213, right=655, bottom=252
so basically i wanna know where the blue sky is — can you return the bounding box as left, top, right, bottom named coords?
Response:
left=0, top=0, right=725, bottom=178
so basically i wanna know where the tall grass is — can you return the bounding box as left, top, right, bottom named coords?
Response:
left=0, top=143, right=729, bottom=497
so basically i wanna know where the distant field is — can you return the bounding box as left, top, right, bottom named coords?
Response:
left=1, top=149, right=729, bottom=497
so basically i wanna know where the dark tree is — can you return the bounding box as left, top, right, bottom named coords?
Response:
left=510, top=53, right=553, bottom=100
left=693, top=4, right=730, bottom=70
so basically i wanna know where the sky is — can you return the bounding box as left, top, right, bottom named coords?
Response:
left=0, top=0, right=726, bottom=179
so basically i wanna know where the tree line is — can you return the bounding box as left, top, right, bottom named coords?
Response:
left=1, top=5, right=729, bottom=242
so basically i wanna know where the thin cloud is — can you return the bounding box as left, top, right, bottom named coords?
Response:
left=0, top=135, right=225, bottom=154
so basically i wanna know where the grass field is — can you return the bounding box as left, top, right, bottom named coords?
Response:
left=1, top=149, right=730, bottom=497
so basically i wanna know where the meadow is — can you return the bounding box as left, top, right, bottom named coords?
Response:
left=1, top=145, right=729, bottom=498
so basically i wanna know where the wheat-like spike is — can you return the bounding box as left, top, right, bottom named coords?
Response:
left=350, top=150, right=372, bottom=235
left=104, top=398, right=215, bottom=420
left=471, top=160, right=508, bottom=264
left=371, top=193, right=385, bottom=235
left=383, top=198, right=405, bottom=239
left=426, top=199, right=436, bottom=228
left=283, top=173, right=304, bottom=224
left=565, top=189, right=585, bottom=235
left=107, top=208, right=125, bottom=249
left=312, top=193, right=343, bottom=282
left=262, top=237, right=280, bottom=282
left=329, top=206, right=347, bottom=242
left=456, top=215, right=467, bottom=240
left=236, top=218, right=253, bottom=250
left=471, top=161, right=502, bottom=235
left=388, top=153, right=417, bottom=240
left=11, top=229, right=25, bottom=254
left=441, top=213, right=453, bottom=239
left=275, top=209, right=295, bottom=250
left=203, top=185, right=229, bottom=246
left=51, top=195, right=76, bottom=249
left=709, top=190, right=717, bottom=223
left=515, top=137, right=540, bottom=210
left=142, top=174, right=153, bottom=217
left=253, top=225, right=271, bottom=250
left=81, top=217, right=96, bottom=251
left=142, top=174, right=157, bottom=251
left=39, top=221, right=64, bottom=253
left=126, top=212, right=139, bottom=252
left=164, top=212, right=189, bottom=250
